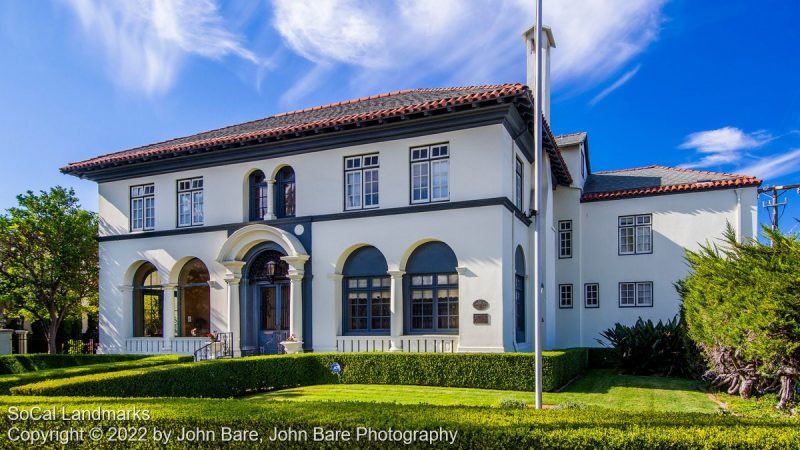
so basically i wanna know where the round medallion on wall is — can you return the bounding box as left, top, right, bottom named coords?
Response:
left=472, top=299, right=489, bottom=311
left=293, top=224, right=305, bottom=236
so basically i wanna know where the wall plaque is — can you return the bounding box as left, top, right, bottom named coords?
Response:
left=472, top=299, right=489, bottom=311
left=473, top=313, right=490, bottom=325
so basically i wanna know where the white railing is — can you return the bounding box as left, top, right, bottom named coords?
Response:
left=335, top=335, right=458, bottom=353
left=125, top=337, right=208, bottom=355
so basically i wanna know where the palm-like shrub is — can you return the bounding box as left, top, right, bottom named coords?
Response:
left=599, top=315, right=701, bottom=378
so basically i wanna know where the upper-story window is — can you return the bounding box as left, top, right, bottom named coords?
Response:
left=344, top=154, right=379, bottom=210
left=130, top=184, right=154, bottom=232
left=177, top=177, right=203, bottom=227
left=410, top=143, right=449, bottom=204
left=619, top=214, right=652, bottom=255
left=559, top=284, right=573, bottom=309
left=249, top=170, right=269, bottom=221
left=275, top=166, right=295, bottom=218
left=558, top=220, right=572, bottom=258
left=515, top=157, right=524, bottom=210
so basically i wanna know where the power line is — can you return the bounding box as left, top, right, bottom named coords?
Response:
left=758, top=183, right=800, bottom=230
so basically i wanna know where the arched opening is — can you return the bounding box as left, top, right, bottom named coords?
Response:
left=342, top=246, right=390, bottom=335
left=515, top=246, right=526, bottom=343
left=248, top=170, right=268, bottom=221
left=404, top=242, right=459, bottom=334
left=133, top=262, right=162, bottom=337
left=177, top=258, right=210, bottom=337
left=275, top=166, right=295, bottom=218
left=242, top=245, right=290, bottom=354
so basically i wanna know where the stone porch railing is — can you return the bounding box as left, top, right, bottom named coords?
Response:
left=125, top=337, right=208, bottom=355
left=335, top=335, right=458, bottom=353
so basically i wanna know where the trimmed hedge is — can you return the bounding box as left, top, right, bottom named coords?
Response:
left=0, top=353, right=148, bottom=374
left=0, top=355, right=192, bottom=394
left=1, top=398, right=799, bottom=449
left=12, top=350, right=587, bottom=397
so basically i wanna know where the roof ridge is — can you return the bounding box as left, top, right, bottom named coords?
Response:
left=554, top=131, right=586, bottom=138
left=591, top=165, right=757, bottom=179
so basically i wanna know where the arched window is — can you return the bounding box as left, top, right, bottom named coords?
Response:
left=177, top=258, right=210, bottom=337
left=342, top=246, right=390, bottom=335
left=275, top=166, right=295, bottom=218
left=249, top=170, right=268, bottom=221
left=515, top=246, right=526, bottom=343
left=133, top=263, right=162, bottom=337
left=405, top=242, right=459, bottom=334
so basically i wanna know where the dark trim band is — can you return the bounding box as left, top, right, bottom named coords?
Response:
left=97, top=196, right=532, bottom=242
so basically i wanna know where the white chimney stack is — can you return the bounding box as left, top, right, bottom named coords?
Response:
left=522, top=25, right=556, bottom=122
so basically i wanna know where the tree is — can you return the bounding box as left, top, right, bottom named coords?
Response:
left=679, top=225, right=800, bottom=409
left=0, top=187, right=98, bottom=354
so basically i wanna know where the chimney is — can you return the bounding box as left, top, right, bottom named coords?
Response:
left=522, top=25, right=556, bottom=122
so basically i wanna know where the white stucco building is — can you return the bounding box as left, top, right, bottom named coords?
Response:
left=62, top=27, right=760, bottom=357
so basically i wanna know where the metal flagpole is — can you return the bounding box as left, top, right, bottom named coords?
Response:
left=533, top=0, right=544, bottom=410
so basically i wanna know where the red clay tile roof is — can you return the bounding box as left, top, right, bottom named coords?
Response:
left=61, top=83, right=572, bottom=185
left=581, top=165, right=761, bottom=202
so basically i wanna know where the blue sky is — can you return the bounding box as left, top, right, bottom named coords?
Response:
left=0, top=0, right=798, bottom=234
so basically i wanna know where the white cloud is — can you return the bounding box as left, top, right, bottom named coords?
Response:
left=64, top=0, right=259, bottom=95
left=739, top=148, right=800, bottom=180
left=679, top=127, right=775, bottom=169
left=589, top=64, right=641, bottom=106
left=270, top=0, right=667, bottom=103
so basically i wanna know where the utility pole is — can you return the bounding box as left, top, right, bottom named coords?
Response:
left=758, top=184, right=800, bottom=230
left=532, top=0, right=544, bottom=411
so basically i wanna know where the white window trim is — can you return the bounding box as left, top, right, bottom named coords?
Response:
left=344, top=154, right=380, bottom=211
left=559, top=284, right=573, bottom=309
left=130, top=184, right=154, bottom=232
left=558, top=220, right=572, bottom=259
left=618, top=281, right=653, bottom=308
left=584, top=283, right=599, bottom=308
left=177, top=177, right=203, bottom=227
left=410, top=143, right=449, bottom=204
left=618, top=214, right=652, bottom=255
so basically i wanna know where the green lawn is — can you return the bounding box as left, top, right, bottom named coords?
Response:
left=249, top=369, right=718, bottom=413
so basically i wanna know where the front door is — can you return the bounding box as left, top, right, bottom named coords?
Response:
left=258, top=284, right=289, bottom=354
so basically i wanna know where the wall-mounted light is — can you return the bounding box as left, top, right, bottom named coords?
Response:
left=265, top=260, right=277, bottom=283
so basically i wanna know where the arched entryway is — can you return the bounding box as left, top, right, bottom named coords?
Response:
left=216, top=224, right=309, bottom=355
left=242, top=245, right=291, bottom=354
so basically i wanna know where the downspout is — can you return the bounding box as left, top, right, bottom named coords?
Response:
left=734, top=189, right=742, bottom=242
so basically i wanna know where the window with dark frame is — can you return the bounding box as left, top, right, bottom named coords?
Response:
left=584, top=283, right=599, bottom=308
left=515, top=274, right=525, bottom=342
left=275, top=166, right=296, bottom=218
left=515, top=157, right=524, bottom=210
left=559, top=284, right=573, bottom=308
left=410, top=143, right=449, bottom=204
left=130, top=184, right=154, bottom=231
left=344, top=154, right=379, bottom=210
left=619, top=214, right=652, bottom=254
left=177, top=177, right=203, bottom=227
left=410, top=274, right=459, bottom=332
left=344, top=277, right=390, bottom=334
left=619, top=281, right=653, bottom=307
left=558, top=220, right=572, bottom=258
left=249, top=171, right=268, bottom=220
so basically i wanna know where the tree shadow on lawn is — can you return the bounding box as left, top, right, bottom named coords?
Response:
left=563, top=369, right=704, bottom=394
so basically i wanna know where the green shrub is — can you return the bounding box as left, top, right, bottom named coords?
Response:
left=0, top=353, right=148, bottom=374
left=13, top=350, right=587, bottom=397
left=498, top=398, right=528, bottom=408
left=587, top=347, right=617, bottom=369
left=0, top=355, right=191, bottom=394
left=0, top=398, right=798, bottom=449
left=599, top=316, right=701, bottom=378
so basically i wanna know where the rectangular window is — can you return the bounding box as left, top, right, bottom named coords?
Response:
left=130, top=184, right=155, bottom=231
left=344, top=154, right=379, bottom=210
left=515, top=158, right=524, bottom=210
left=177, top=177, right=203, bottom=227
left=515, top=274, right=525, bottom=343
left=619, top=282, right=653, bottom=307
left=410, top=143, right=449, bottom=204
left=619, top=214, right=652, bottom=254
left=410, top=273, right=458, bottom=332
left=345, top=277, right=390, bottom=334
left=584, top=283, right=599, bottom=308
left=559, top=220, right=572, bottom=258
left=559, top=284, right=573, bottom=309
